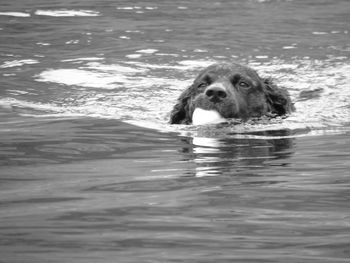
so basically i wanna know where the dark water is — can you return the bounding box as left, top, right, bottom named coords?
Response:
left=1, top=0, right=350, bottom=262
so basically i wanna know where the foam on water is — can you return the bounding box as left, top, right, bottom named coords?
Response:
left=1, top=56, right=350, bottom=138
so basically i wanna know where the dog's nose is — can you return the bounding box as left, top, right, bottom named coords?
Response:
left=205, top=85, right=227, bottom=101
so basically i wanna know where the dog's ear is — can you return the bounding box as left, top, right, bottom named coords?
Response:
left=263, top=78, right=295, bottom=115
left=169, top=85, right=194, bottom=124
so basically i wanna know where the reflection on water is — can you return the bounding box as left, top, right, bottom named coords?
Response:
left=183, top=131, right=294, bottom=178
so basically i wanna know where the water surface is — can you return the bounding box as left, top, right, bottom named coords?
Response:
left=1, top=0, right=350, bottom=262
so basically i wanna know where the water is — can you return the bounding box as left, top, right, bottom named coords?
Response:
left=1, top=0, right=350, bottom=262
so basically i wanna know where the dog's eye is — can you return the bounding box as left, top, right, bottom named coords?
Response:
left=238, top=81, right=250, bottom=88
left=198, top=82, right=208, bottom=88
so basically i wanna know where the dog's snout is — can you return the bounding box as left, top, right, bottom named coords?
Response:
left=205, top=85, right=227, bottom=101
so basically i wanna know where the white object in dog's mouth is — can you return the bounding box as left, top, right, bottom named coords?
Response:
left=192, top=108, right=227, bottom=125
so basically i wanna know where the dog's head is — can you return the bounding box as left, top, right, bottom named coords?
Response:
left=170, top=62, right=294, bottom=124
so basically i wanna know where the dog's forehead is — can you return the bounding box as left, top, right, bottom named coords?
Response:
left=198, top=63, right=259, bottom=79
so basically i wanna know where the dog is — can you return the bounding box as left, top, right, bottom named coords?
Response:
left=169, top=62, right=294, bottom=125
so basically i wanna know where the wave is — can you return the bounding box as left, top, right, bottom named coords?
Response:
left=0, top=59, right=39, bottom=69
left=0, top=12, right=30, bottom=17
left=0, top=10, right=100, bottom=18
left=34, top=9, right=100, bottom=17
